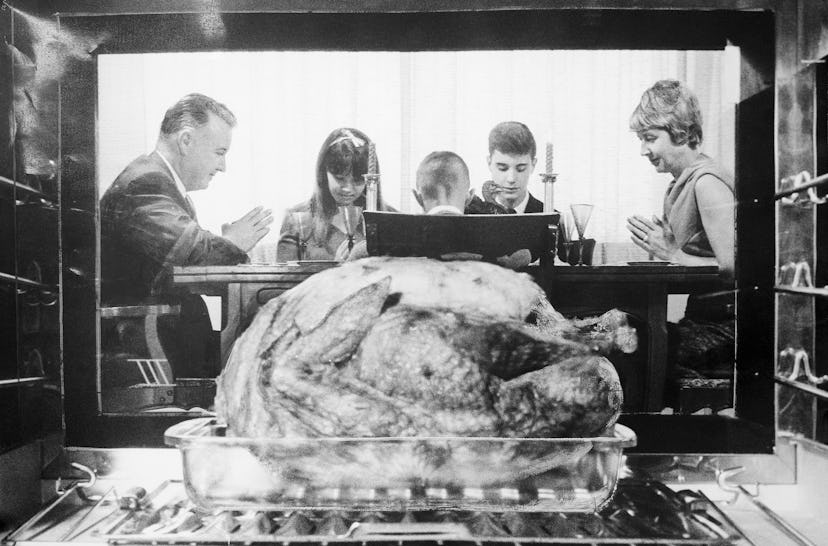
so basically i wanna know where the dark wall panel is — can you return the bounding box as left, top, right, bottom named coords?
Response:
left=58, top=10, right=769, bottom=54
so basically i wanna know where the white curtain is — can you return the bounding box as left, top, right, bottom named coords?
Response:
left=98, top=48, right=738, bottom=263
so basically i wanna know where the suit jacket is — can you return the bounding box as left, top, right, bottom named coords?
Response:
left=100, top=152, right=248, bottom=303
left=465, top=194, right=507, bottom=215
left=524, top=192, right=544, bottom=213
left=469, top=189, right=567, bottom=260
left=100, top=153, right=249, bottom=378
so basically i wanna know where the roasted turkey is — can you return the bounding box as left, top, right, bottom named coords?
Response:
left=216, top=257, right=632, bottom=440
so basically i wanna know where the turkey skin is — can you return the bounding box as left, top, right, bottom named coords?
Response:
left=216, top=257, right=625, bottom=440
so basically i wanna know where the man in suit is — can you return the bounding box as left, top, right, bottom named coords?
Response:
left=101, top=93, right=272, bottom=378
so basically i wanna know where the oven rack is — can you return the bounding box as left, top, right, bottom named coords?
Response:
left=775, top=165, right=827, bottom=444
left=0, top=175, right=53, bottom=202
left=774, top=285, right=828, bottom=297
left=6, top=479, right=747, bottom=546
left=775, top=170, right=828, bottom=200
left=774, top=375, right=828, bottom=401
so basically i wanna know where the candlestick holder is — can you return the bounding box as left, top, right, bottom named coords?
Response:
left=290, top=211, right=311, bottom=261
left=539, top=173, right=557, bottom=213
left=363, top=173, right=381, bottom=211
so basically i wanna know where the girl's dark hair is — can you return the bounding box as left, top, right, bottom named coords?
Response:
left=310, top=127, right=384, bottom=241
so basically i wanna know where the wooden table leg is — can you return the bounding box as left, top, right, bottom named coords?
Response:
left=645, top=283, right=669, bottom=411
left=219, top=283, right=241, bottom=368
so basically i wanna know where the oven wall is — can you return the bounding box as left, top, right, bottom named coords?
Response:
left=0, top=2, right=64, bottom=530
left=774, top=0, right=828, bottom=446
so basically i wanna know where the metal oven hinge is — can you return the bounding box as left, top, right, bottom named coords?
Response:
left=716, top=466, right=817, bottom=546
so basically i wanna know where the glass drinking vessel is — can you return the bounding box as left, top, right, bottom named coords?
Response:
left=339, top=205, right=363, bottom=252
left=291, top=211, right=311, bottom=261
left=570, top=204, right=594, bottom=266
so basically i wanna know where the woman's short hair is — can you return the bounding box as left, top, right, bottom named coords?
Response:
left=488, top=121, right=537, bottom=159
left=629, top=79, right=703, bottom=148
left=160, top=93, right=236, bottom=135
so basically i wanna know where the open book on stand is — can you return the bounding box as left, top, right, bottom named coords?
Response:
left=363, top=211, right=560, bottom=266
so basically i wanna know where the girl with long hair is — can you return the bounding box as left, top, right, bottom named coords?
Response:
left=277, top=127, right=392, bottom=261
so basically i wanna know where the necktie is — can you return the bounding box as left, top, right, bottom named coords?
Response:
left=505, top=207, right=517, bottom=214
left=185, top=194, right=198, bottom=221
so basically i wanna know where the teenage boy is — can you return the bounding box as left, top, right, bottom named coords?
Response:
left=479, top=121, right=568, bottom=259
left=484, top=121, right=544, bottom=213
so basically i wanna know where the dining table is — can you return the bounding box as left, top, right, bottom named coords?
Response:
left=545, top=262, right=724, bottom=411
left=170, top=260, right=724, bottom=412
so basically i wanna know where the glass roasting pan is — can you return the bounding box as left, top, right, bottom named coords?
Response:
left=165, top=418, right=636, bottom=513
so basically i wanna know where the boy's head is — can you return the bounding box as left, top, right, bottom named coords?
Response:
left=488, top=121, right=536, bottom=158
left=414, top=151, right=472, bottom=213
left=486, top=121, right=537, bottom=208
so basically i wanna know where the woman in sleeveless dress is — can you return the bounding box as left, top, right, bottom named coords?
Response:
left=626, top=80, right=736, bottom=402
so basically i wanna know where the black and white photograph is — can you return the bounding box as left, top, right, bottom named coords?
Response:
left=0, top=1, right=827, bottom=544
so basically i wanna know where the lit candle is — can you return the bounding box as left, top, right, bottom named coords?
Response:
left=545, top=142, right=554, bottom=174
left=365, top=142, right=379, bottom=211
left=366, top=179, right=377, bottom=211
left=543, top=175, right=554, bottom=213
left=368, top=142, right=378, bottom=175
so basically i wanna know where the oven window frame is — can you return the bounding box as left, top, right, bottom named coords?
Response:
left=55, top=6, right=776, bottom=453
